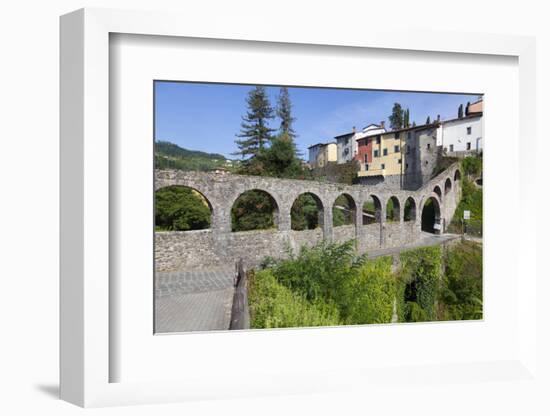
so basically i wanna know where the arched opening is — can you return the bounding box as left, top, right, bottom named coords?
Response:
left=444, top=178, right=452, bottom=195
left=421, top=197, right=441, bottom=234
left=386, top=196, right=401, bottom=222
left=433, top=185, right=442, bottom=199
left=332, top=193, right=357, bottom=227
left=155, top=185, right=212, bottom=231
left=231, top=189, right=279, bottom=232
left=291, top=192, right=324, bottom=231
left=403, top=197, right=417, bottom=222
left=362, top=195, right=382, bottom=225
left=454, top=169, right=461, bottom=182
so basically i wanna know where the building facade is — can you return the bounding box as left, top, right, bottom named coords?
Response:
left=335, top=123, right=386, bottom=164
left=436, top=99, right=483, bottom=155
left=307, top=142, right=337, bottom=168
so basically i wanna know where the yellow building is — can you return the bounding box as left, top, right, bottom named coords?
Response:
left=308, top=142, right=337, bottom=168
left=357, top=131, right=403, bottom=178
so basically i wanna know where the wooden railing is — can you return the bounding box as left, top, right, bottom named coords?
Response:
left=229, top=259, right=250, bottom=330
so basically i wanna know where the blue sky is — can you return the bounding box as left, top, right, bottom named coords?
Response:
left=154, top=81, right=481, bottom=160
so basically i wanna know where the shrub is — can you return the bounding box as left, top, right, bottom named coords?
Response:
left=155, top=186, right=211, bottom=231
left=344, top=257, right=396, bottom=324
left=439, top=241, right=483, bottom=320
left=398, top=246, right=442, bottom=322
left=248, top=269, right=341, bottom=328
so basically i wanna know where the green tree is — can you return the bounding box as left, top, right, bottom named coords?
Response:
left=426, top=115, right=431, bottom=124
left=231, top=190, right=277, bottom=232
left=389, top=102, right=404, bottom=130
left=403, top=108, right=410, bottom=128
left=276, top=87, right=297, bottom=140
left=155, top=186, right=211, bottom=231
left=255, top=133, right=303, bottom=178
left=465, top=101, right=471, bottom=116
left=291, top=194, right=321, bottom=231
left=458, top=103, right=464, bottom=119
left=234, top=86, right=275, bottom=159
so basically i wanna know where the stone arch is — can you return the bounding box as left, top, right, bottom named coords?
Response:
left=444, top=178, right=452, bottom=195
left=454, top=169, right=461, bottom=182
left=421, top=196, right=441, bottom=234
left=230, top=188, right=280, bottom=232
left=403, top=196, right=417, bottom=222
left=332, top=193, right=357, bottom=227
left=291, top=192, right=324, bottom=231
left=386, top=196, right=401, bottom=222
left=155, top=185, right=213, bottom=231
left=362, top=194, right=382, bottom=225
left=433, top=185, right=442, bottom=199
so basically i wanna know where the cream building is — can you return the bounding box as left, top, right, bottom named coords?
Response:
left=307, top=142, right=337, bottom=168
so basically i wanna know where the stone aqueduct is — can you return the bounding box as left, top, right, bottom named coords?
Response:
left=155, top=164, right=462, bottom=272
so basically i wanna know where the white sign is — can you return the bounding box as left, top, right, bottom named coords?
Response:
left=464, top=210, right=471, bottom=220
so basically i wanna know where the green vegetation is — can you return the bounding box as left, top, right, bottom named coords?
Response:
left=231, top=190, right=277, bottom=232
left=438, top=241, right=483, bottom=320
left=449, top=155, right=483, bottom=234
left=397, top=246, right=441, bottom=322
left=248, top=269, right=340, bottom=328
left=309, top=160, right=360, bottom=185
left=291, top=193, right=320, bottom=231
left=155, top=140, right=228, bottom=171
left=249, top=240, right=482, bottom=329
left=333, top=195, right=354, bottom=227
left=155, top=186, right=211, bottom=231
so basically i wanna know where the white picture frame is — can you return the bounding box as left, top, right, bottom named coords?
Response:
left=60, top=8, right=538, bottom=408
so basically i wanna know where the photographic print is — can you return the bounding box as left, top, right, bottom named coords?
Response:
left=154, top=82, right=483, bottom=333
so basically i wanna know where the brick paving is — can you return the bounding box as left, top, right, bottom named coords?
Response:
left=155, top=267, right=235, bottom=333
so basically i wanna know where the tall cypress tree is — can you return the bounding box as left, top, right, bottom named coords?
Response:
left=404, top=108, right=410, bottom=128
left=458, top=104, right=464, bottom=119
left=234, top=86, right=275, bottom=159
left=389, top=103, right=404, bottom=130
left=276, top=87, right=297, bottom=139
left=426, top=116, right=431, bottom=124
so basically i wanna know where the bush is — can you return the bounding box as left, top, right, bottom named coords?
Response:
left=269, top=240, right=366, bottom=309
left=438, top=241, right=483, bottom=320
left=398, top=246, right=442, bottom=322
left=248, top=269, right=341, bottom=328
left=155, top=186, right=211, bottom=231
left=344, top=257, right=396, bottom=324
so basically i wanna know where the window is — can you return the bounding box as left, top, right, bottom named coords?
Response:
left=467, top=127, right=472, bottom=135
left=425, top=160, right=429, bottom=165
left=406, top=146, right=410, bottom=155
left=381, top=163, right=385, bottom=169
left=376, top=136, right=381, bottom=144
left=407, top=132, right=412, bottom=140
left=365, top=164, right=369, bottom=171
left=394, top=132, right=400, bottom=139
left=383, top=148, right=388, bottom=156
left=467, top=142, right=471, bottom=150
left=374, top=150, right=379, bottom=157
left=427, top=143, right=431, bottom=150
left=405, top=163, right=409, bottom=170
left=364, top=154, right=368, bottom=163
left=394, top=145, right=400, bottom=152
left=398, top=158, right=402, bottom=164
left=449, top=144, right=454, bottom=152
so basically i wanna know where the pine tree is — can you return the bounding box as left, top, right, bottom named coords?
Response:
left=458, top=104, right=464, bottom=119
left=234, top=86, right=275, bottom=159
left=389, top=103, right=404, bottom=130
left=426, top=116, right=431, bottom=124
left=276, top=87, right=297, bottom=139
left=465, top=101, right=471, bottom=116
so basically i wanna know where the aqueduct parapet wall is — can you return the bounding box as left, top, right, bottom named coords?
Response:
left=155, top=163, right=461, bottom=271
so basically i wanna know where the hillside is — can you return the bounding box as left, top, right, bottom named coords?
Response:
left=155, top=140, right=229, bottom=171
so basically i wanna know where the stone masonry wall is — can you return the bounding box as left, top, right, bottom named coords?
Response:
left=155, top=164, right=461, bottom=272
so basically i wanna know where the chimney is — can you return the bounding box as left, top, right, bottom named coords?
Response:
left=380, top=121, right=385, bottom=129
left=352, top=126, right=356, bottom=133
left=437, top=114, right=441, bottom=122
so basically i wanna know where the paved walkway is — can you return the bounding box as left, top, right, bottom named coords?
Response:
left=155, top=267, right=235, bottom=333
left=367, top=232, right=460, bottom=258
